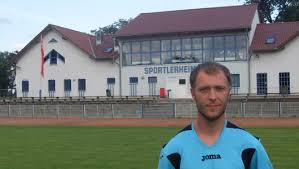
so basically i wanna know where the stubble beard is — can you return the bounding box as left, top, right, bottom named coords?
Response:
left=196, top=103, right=227, bottom=122
left=198, top=108, right=225, bottom=122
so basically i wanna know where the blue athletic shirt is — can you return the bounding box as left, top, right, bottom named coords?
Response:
left=158, top=120, right=273, bottom=169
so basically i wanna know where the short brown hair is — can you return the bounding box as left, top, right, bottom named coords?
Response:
left=189, top=62, right=231, bottom=88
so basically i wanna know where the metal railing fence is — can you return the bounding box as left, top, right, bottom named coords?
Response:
left=0, top=96, right=298, bottom=118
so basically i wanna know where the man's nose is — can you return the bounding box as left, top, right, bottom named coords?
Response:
left=208, top=89, right=217, bottom=101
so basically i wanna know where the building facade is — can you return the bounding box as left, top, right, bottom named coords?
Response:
left=115, top=4, right=260, bottom=98
left=15, top=25, right=119, bottom=97
left=15, top=4, right=299, bottom=98
left=251, top=22, right=299, bottom=95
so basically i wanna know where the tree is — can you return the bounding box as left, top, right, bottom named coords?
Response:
left=243, top=0, right=299, bottom=23
left=0, top=51, right=17, bottom=97
left=275, top=1, right=299, bottom=22
left=91, top=18, right=132, bottom=35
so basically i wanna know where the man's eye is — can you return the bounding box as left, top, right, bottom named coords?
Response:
left=199, top=88, right=209, bottom=93
left=215, top=87, right=226, bottom=91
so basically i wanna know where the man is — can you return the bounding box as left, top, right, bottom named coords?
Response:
left=158, top=62, right=273, bottom=169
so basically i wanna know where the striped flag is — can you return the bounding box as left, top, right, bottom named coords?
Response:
left=40, top=35, right=45, bottom=78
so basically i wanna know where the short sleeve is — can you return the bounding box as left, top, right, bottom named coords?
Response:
left=157, top=148, right=175, bottom=169
left=250, top=140, right=273, bottom=169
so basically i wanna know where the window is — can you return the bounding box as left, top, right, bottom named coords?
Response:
left=49, top=38, right=58, bottom=43
left=129, top=77, right=138, bottom=96
left=265, top=36, right=275, bottom=44
left=48, top=80, right=55, bottom=97
left=225, top=36, right=236, bottom=61
left=107, top=78, right=115, bottom=84
left=22, top=80, right=29, bottom=97
left=44, top=49, right=65, bottom=65
left=213, top=37, right=224, bottom=61
left=78, top=79, right=86, bottom=97
left=231, top=74, right=240, bottom=87
left=122, top=42, right=131, bottom=66
left=179, top=79, right=186, bottom=85
left=151, top=41, right=161, bottom=64
left=257, top=73, right=267, bottom=95
left=161, top=52, right=171, bottom=64
left=203, top=37, right=213, bottom=62
left=182, top=39, right=191, bottom=50
left=151, top=41, right=161, bottom=52
left=48, top=80, right=55, bottom=91
left=171, top=39, right=182, bottom=63
left=236, top=35, right=247, bottom=60
left=131, top=42, right=141, bottom=65
left=181, top=39, right=192, bottom=62
left=123, top=53, right=131, bottom=66
left=107, top=78, right=115, bottom=96
left=192, top=38, right=203, bottom=49
left=151, top=52, right=161, bottom=64
left=78, top=79, right=86, bottom=90
left=148, top=77, right=157, bottom=83
left=50, top=51, right=57, bottom=64
left=231, top=74, right=240, bottom=94
left=132, top=53, right=141, bottom=65
left=148, top=76, right=157, bottom=96
left=192, top=50, right=203, bottom=63
left=64, top=79, right=71, bottom=97
left=192, top=38, right=203, bottom=63
left=22, top=80, right=29, bottom=92
left=279, top=72, right=290, bottom=94
left=121, top=35, right=248, bottom=66
left=129, top=77, right=138, bottom=84
left=161, top=40, right=171, bottom=64
left=64, top=79, right=71, bottom=91
left=141, top=41, right=150, bottom=64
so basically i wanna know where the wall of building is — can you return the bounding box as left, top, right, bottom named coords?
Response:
left=249, top=10, right=260, bottom=45
left=16, top=31, right=119, bottom=97
left=118, top=31, right=251, bottom=98
left=251, top=36, right=299, bottom=94
left=120, top=61, right=249, bottom=98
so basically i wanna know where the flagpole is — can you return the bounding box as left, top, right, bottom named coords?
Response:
left=40, top=34, right=45, bottom=98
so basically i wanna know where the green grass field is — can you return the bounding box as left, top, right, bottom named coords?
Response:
left=0, top=125, right=298, bottom=169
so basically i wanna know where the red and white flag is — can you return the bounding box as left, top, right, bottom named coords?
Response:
left=40, top=35, right=45, bottom=78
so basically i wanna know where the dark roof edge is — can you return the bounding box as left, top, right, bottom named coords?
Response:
left=115, top=27, right=250, bottom=39
left=139, top=3, right=258, bottom=15
left=251, top=48, right=282, bottom=53
left=50, top=24, right=93, bottom=37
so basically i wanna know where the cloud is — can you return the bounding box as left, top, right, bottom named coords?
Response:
left=0, top=17, right=11, bottom=24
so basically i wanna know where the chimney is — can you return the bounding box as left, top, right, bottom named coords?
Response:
left=95, top=30, right=104, bottom=45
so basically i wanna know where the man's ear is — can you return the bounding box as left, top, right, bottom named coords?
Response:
left=228, top=91, right=232, bottom=101
left=190, top=88, right=195, bottom=99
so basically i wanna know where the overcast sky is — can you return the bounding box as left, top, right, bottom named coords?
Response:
left=0, top=0, right=243, bottom=52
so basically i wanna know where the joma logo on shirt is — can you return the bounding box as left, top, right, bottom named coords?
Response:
left=201, top=154, right=221, bottom=161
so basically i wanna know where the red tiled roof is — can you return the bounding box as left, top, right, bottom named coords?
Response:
left=52, top=25, right=118, bottom=59
left=115, top=4, right=258, bottom=38
left=251, top=22, right=299, bottom=52
left=16, top=24, right=118, bottom=63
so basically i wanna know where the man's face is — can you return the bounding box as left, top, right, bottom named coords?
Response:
left=191, top=70, right=231, bottom=121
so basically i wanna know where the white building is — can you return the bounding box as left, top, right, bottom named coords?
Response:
left=15, top=4, right=299, bottom=98
left=250, top=22, right=299, bottom=95
left=115, top=4, right=260, bottom=98
left=15, top=24, right=119, bottom=97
